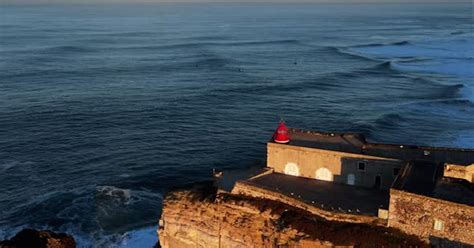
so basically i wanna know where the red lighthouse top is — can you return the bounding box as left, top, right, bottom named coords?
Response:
left=273, top=121, right=290, bottom=144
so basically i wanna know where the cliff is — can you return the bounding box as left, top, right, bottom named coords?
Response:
left=0, top=229, right=76, bottom=248
left=158, top=182, right=428, bottom=248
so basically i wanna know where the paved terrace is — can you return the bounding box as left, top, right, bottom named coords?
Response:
left=245, top=172, right=389, bottom=217
left=216, top=166, right=271, bottom=192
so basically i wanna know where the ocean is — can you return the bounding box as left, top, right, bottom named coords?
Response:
left=0, top=2, right=472, bottom=247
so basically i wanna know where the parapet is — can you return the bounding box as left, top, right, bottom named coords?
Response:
left=392, top=161, right=473, bottom=206
left=271, top=128, right=474, bottom=166
left=444, top=163, right=474, bottom=183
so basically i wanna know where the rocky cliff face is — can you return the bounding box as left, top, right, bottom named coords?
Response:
left=158, top=182, right=427, bottom=248
left=0, top=229, right=76, bottom=248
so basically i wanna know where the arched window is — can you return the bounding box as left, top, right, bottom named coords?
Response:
left=315, top=167, right=333, bottom=182
left=347, top=174, right=355, bottom=185
left=284, top=163, right=299, bottom=177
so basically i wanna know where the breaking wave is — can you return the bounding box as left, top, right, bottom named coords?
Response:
left=110, top=39, right=303, bottom=51
left=350, top=40, right=410, bottom=48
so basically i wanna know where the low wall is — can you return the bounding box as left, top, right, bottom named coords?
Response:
left=444, top=164, right=474, bottom=183
left=159, top=183, right=428, bottom=247
left=231, top=180, right=386, bottom=226
left=388, top=189, right=474, bottom=245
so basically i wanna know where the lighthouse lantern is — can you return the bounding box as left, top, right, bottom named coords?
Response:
left=273, top=121, right=290, bottom=144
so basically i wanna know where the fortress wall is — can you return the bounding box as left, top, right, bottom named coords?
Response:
left=444, top=164, right=474, bottom=183
left=231, top=180, right=385, bottom=226
left=159, top=183, right=428, bottom=248
left=388, top=189, right=474, bottom=245
left=267, top=143, right=403, bottom=189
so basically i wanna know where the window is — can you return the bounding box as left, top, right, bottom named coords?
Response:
left=434, top=219, right=444, bottom=231
left=393, top=168, right=400, bottom=176
left=358, top=161, right=366, bottom=171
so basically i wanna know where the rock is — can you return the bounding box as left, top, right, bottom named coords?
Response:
left=0, top=229, right=75, bottom=248
left=158, top=182, right=428, bottom=248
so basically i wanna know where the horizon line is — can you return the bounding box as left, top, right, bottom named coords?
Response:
left=1, top=0, right=471, bottom=5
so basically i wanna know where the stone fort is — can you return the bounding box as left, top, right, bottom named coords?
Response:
left=224, top=123, right=474, bottom=246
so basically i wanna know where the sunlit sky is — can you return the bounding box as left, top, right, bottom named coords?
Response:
left=0, top=0, right=467, bottom=4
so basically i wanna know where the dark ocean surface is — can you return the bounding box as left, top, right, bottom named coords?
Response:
left=0, top=3, right=473, bottom=247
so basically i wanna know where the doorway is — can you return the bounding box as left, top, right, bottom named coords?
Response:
left=374, top=175, right=382, bottom=189
left=347, top=174, right=355, bottom=185
left=315, top=167, right=333, bottom=181
left=284, top=163, right=300, bottom=177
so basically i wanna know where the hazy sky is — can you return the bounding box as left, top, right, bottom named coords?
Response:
left=0, top=0, right=468, bottom=4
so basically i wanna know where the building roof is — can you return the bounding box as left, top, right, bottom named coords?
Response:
left=391, top=161, right=474, bottom=206
left=432, top=177, right=474, bottom=206
left=391, top=161, right=442, bottom=195
left=274, top=128, right=474, bottom=166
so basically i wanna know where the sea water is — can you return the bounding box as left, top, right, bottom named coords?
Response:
left=0, top=3, right=472, bottom=247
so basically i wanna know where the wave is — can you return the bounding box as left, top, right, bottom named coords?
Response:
left=113, top=39, right=302, bottom=51
left=373, top=61, right=392, bottom=70
left=0, top=160, right=37, bottom=181
left=427, top=83, right=465, bottom=100
left=38, top=45, right=97, bottom=54
left=95, top=185, right=163, bottom=206
left=392, top=40, right=410, bottom=46
left=406, top=98, right=474, bottom=108
left=433, top=98, right=473, bottom=107
left=96, top=186, right=132, bottom=203
left=115, top=226, right=158, bottom=248
left=374, top=113, right=407, bottom=128
left=179, top=35, right=230, bottom=41
left=0, top=223, right=158, bottom=248
left=332, top=47, right=380, bottom=63
left=0, top=160, right=24, bottom=173
left=97, top=31, right=157, bottom=37
left=349, top=40, right=410, bottom=48
left=451, top=31, right=465, bottom=35
left=192, top=56, right=245, bottom=69
left=1, top=45, right=97, bottom=55
left=2, top=184, right=162, bottom=234
left=2, top=51, right=246, bottom=79
left=345, top=60, right=400, bottom=75
left=395, top=57, right=431, bottom=63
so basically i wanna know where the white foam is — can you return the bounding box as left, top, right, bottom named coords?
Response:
left=27, top=225, right=159, bottom=248
left=96, top=186, right=132, bottom=203
left=116, top=226, right=158, bottom=248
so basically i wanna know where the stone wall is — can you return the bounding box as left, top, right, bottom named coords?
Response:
left=444, top=164, right=474, bottom=183
left=158, top=182, right=428, bottom=248
left=231, top=180, right=385, bottom=226
left=267, top=143, right=403, bottom=189
left=388, top=189, right=474, bottom=245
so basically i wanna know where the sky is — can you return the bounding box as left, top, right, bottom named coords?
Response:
left=0, top=0, right=467, bottom=4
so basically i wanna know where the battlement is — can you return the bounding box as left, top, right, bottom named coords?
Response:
left=216, top=125, right=474, bottom=245
left=261, top=125, right=474, bottom=244
left=277, top=128, right=474, bottom=166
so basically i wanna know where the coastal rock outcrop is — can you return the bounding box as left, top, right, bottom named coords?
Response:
left=0, top=229, right=76, bottom=248
left=158, top=182, right=428, bottom=248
